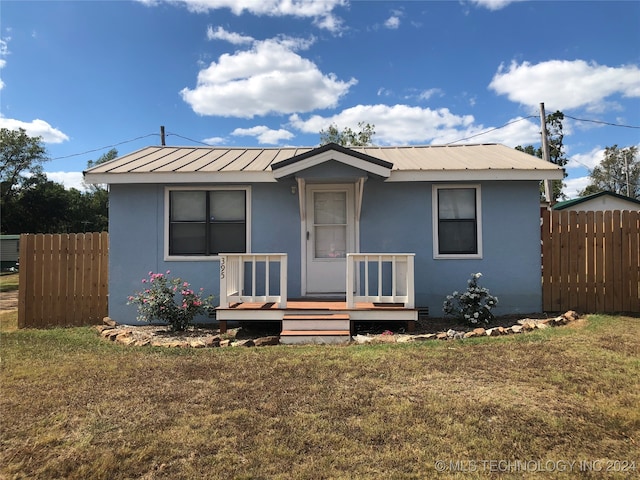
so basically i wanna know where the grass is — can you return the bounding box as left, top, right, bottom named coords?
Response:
left=0, top=273, right=19, bottom=292
left=1, top=315, right=639, bottom=479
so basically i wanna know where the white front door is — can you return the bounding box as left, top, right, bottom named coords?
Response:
left=305, top=184, right=355, bottom=294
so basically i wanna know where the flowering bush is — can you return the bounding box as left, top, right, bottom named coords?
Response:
left=443, top=273, right=498, bottom=327
left=127, top=271, right=214, bottom=331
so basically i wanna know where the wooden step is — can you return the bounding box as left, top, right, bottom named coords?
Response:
left=280, top=329, right=351, bottom=345
left=282, top=313, right=350, bottom=332
left=281, top=330, right=351, bottom=336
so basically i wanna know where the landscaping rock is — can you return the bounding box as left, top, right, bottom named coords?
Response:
left=396, top=335, right=414, bottom=343
left=353, top=334, right=373, bottom=344
left=564, top=310, right=579, bottom=322
left=103, top=317, right=117, bottom=327
left=254, top=336, right=280, bottom=347
left=373, top=334, right=397, bottom=344
left=96, top=311, right=582, bottom=348
left=203, top=335, right=221, bottom=347
left=413, top=334, right=437, bottom=341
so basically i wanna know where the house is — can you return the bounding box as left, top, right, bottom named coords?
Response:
left=84, top=142, right=564, bottom=343
left=552, top=191, right=640, bottom=212
left=0, top=235, right=20, bottom=271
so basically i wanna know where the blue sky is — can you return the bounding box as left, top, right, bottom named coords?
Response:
left=1, top=0, right=639, bottom=198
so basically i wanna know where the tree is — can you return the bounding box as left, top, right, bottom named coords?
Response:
left=515, top=110, right=568, bottom=201
left=82, top=148, right=117, bottom=232
left=319, top=122, right=376, bottom=146
left=1, top=128, right=49, bottom=204
left=0, top=134, right=114, bottom=234
left=2, top=173, right=74, bottom=233
left=580, top=145, right=639, bottom=199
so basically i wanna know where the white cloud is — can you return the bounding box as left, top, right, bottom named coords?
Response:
left=181, top=36, right=356, bottom=118
left=469, top=0, right=525, bottom=11
left=207, top=25, right=253, bottom=45
left=202, top=136, right=226, bottom=145
left=0, top=117, right=69, bottom=144
left=137, top=0, right=347, bottom=32
left=489, top=60, right=640, bottom=111
left=418, top=88, right=444, bottom=101
left=438, top=116, right=541, bottom=147
left=385, top=15, right=400, bottom=29
left=290, top=106, right=543, bottom=147
left=567, top=146, right=605, bottom=171
left=0, top=37, right=9, bottom=56
left=0, top=37, right=9, bottom=91
left=563, top=176, right=591, bottom=199
left=290, top=104, right=473, bottom=145
left=45, top=171, right=86, bottom=191
left=231, top=125, right=294, bottom=144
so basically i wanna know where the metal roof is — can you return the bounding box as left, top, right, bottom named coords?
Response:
left=84, top=143, right=565, bottom=184
left=552, top=191, right=640, bottom=210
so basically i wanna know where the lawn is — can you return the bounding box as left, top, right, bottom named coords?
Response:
left=1, top=315, right=638, bottom=479
left=0, top=272, right=19, bottom=292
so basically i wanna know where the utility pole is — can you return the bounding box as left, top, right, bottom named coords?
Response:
left=540, top=102, right=552, bottom=203
left=160, top=125, right=166, bottom=146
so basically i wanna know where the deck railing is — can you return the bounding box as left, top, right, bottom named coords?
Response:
left=346, top=253, right=415, bottom=308
left=219, top=254, right=287, bottom=308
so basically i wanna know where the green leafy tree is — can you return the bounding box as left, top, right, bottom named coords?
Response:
left=1, top=128, right=48, bottom=205
left=81, top=148, right=116, bottom=232
left=319, top=122, right=376, bottom=146
left=515, top=110, right=568, bottom=201
left=580, top=145, right=639, bottom=199
left=0, top=131, right=113, bottom=233
left=3, top=174, right=74, bottom=233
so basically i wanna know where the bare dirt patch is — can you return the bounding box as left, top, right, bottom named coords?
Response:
left=0, top=290, right=18, bottom=312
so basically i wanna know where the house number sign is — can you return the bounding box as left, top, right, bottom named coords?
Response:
left=220, top=257, right=226, bottom=279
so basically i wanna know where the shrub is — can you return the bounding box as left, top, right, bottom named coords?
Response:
left=443, top=272, right=498, bottom=326
left=127, top=271, right=214, bottom=331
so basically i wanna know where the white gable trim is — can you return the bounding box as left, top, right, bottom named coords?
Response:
left=389, top=169, right=564, bottom=182
left=272, top=150, right=391, bottom=179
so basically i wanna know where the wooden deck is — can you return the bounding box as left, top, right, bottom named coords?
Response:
left=216, top=299, right=418, bottom=337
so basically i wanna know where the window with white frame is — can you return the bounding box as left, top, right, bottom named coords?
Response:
left=433, top=185, right=482, bottom=258
left=167, top=188, right=248, bottom=257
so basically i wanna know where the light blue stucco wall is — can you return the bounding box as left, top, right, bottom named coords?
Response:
left=358, top=179, right=542, bottom=314
left=108, top=178, right=543, bottom=324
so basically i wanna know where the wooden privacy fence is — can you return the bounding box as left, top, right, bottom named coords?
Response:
left=542, top=210, right=640, bottom=313
left=18, top=233, right=109, bottom=328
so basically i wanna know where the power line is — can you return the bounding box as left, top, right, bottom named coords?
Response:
left=445, top=115, right=538, bottom=145
left=564, top=115, right=640, bottom=129
left=166, top=132, right=212, bottom=146
left=48, top=111, right=640, bottom=161
left=51, top=133, right=159, bottom=160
